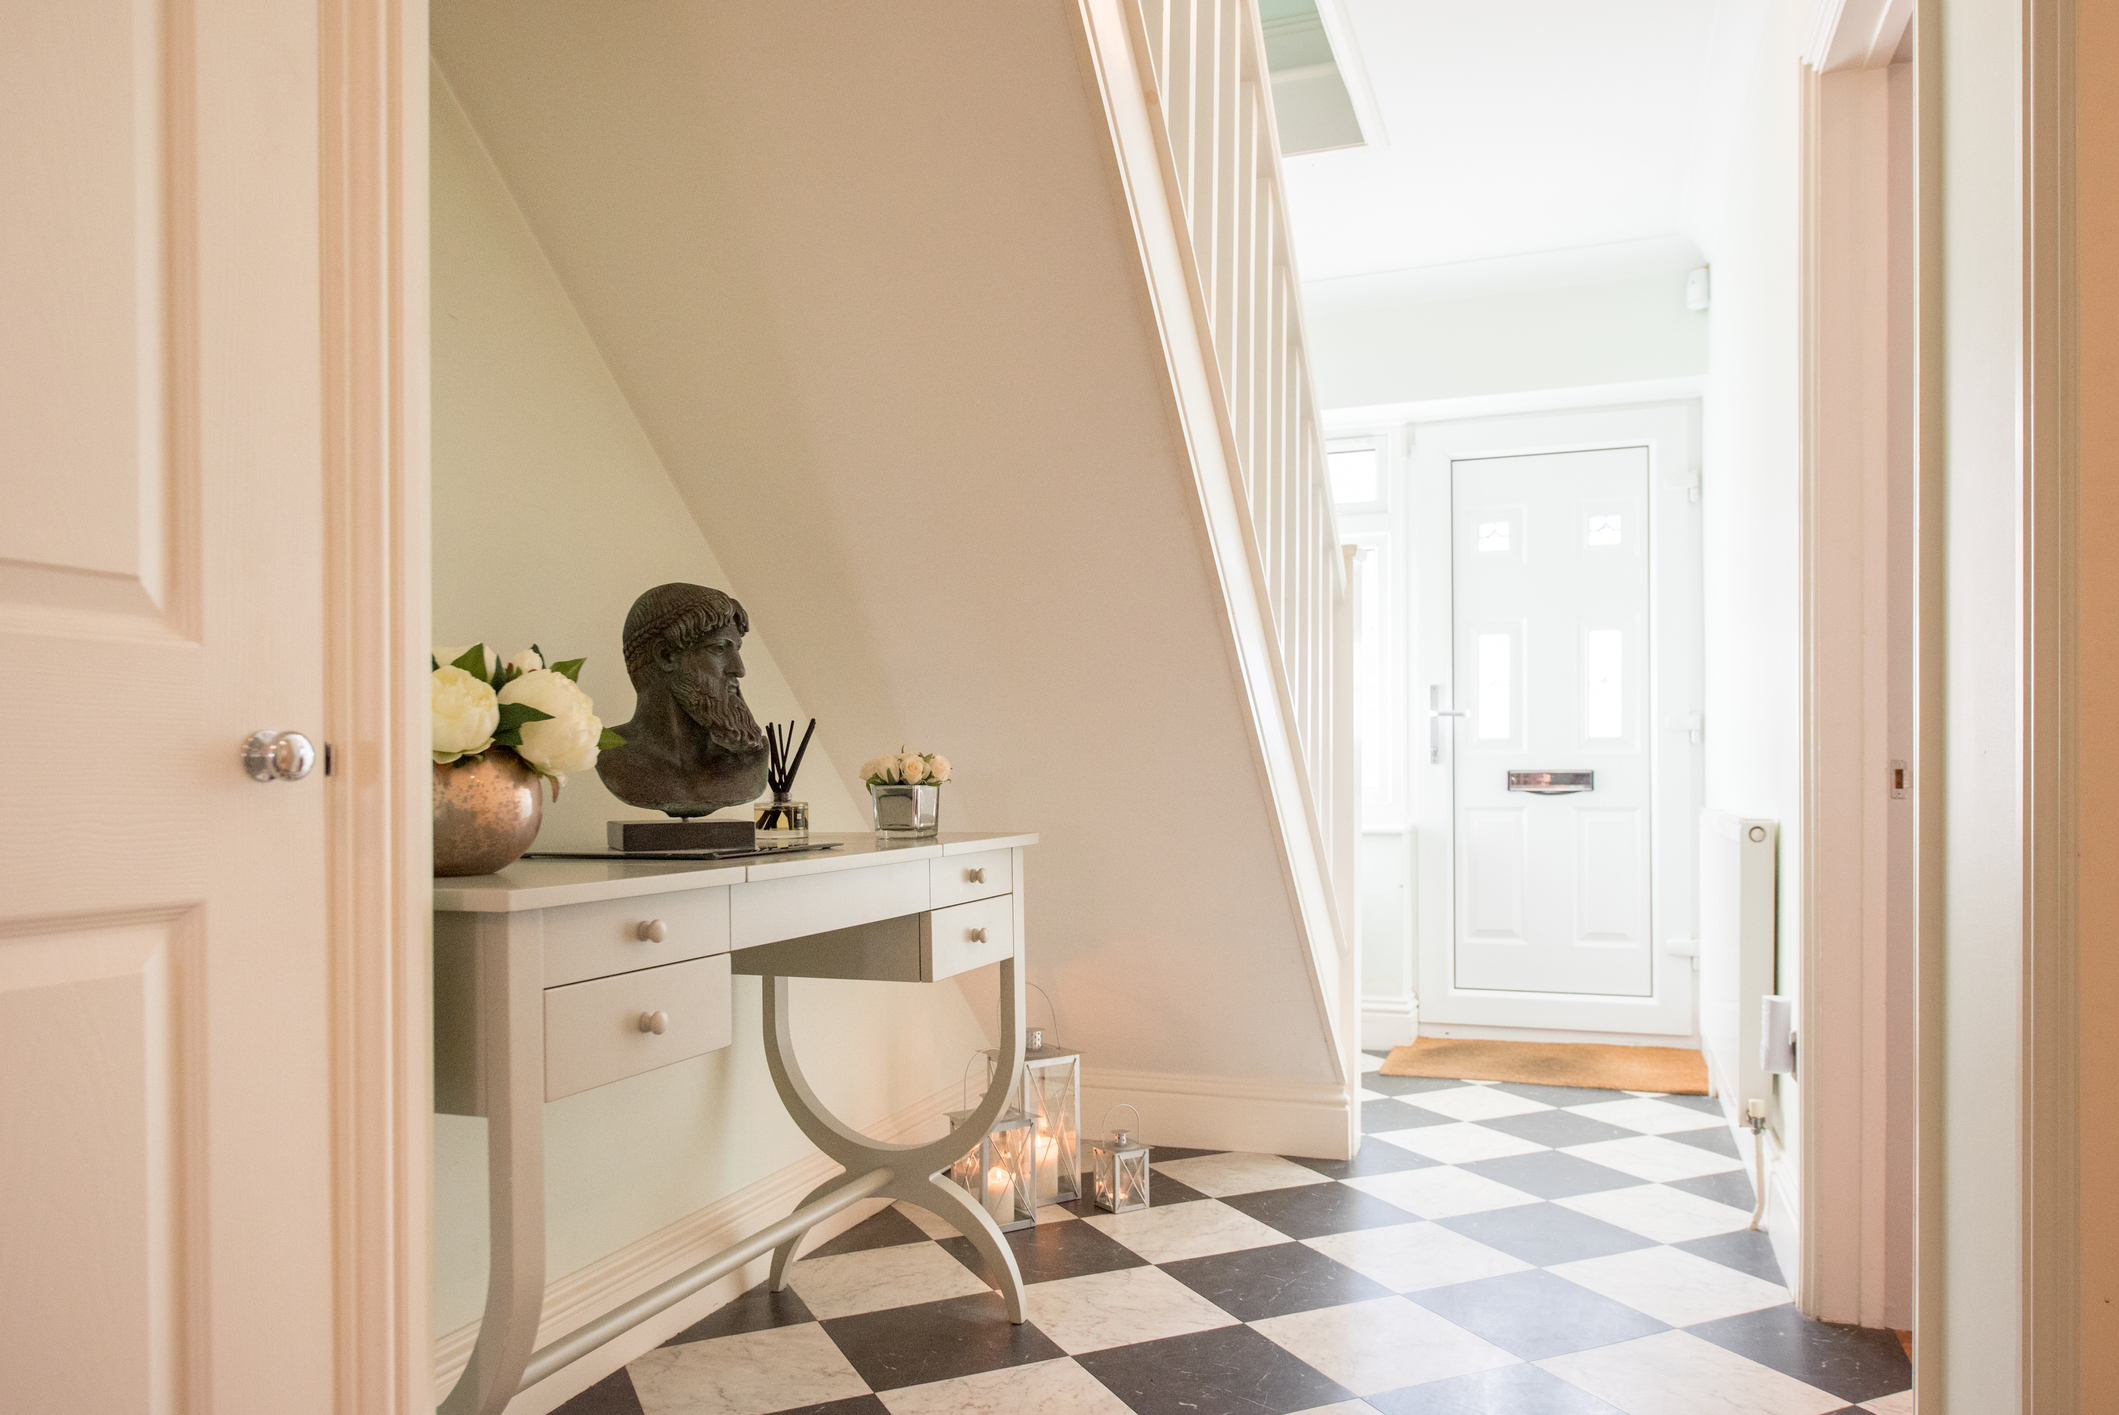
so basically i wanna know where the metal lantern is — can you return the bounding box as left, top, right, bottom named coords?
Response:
left=945, top=1106, right=1037, bottom=1232
left=1091, top=1104, right=1151, bottom=1213
left=983, top=1029, right=1082, bottom=1206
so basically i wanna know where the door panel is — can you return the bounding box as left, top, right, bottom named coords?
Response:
left=1, top=3, right=335, bottom=1410
left=1452, top=446, right=1653, bottom=998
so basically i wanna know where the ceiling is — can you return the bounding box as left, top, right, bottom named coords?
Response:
left=1281, top=0, right=1741, bottom=283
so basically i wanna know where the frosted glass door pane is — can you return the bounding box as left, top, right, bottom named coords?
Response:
left=1477, top=634, right=1511, bottom=739
left=1585, top=629, right=1623, bottom=739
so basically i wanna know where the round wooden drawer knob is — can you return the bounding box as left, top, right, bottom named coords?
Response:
left=967, top=927, right=988, bottom=943
left=638, top=1010, right=669, bottom=1035
left=966, top=868, right=986, bottom=884
left=636, top=919, right=668, bottom=943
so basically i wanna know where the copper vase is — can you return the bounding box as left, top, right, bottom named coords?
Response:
left=433, top=752, right=545, bottom=877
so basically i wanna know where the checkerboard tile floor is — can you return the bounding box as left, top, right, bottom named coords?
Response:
left=555, top=1059, right=1911, bottom=1415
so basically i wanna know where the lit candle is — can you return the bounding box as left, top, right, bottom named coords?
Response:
left=1034, top=1133, right=1058, bottom=1200
left=985, top=1164, right=1013, bottom=1224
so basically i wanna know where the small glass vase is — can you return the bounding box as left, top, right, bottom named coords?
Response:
left=869, top=783, right=940, bottom=837
left=754, top=795, right=809, bottom=838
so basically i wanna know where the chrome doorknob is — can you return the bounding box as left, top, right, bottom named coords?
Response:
left=243, top=730, right=316, bottom=782
left=638, top=1010, right=669, bottom=1035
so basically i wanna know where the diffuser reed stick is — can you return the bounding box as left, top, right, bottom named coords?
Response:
left=758, top=719, right=815, bottom=830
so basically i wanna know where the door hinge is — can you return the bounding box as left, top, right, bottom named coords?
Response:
left=1678, top=468, right=1701, bottom=503
left=1667, top=711, right=1703, bottom=745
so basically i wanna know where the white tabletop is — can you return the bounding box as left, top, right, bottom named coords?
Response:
left=432, top=831, right=1038, bottom=913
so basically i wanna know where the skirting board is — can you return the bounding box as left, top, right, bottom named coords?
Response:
left=1360, top=998, right=1419, bottom=1051
left=1082, top=1066, right=1353, bottom=1162
left=1765, top=1133, right=1802, bottom=1311
left=432, top=1081, right=962, bottom=1414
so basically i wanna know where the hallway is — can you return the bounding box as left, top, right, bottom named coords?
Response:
left=554, top=1058, right=1910, bottom=1415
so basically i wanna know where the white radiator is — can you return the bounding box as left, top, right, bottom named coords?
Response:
left=1698, top=811, right=1778, bottom=1121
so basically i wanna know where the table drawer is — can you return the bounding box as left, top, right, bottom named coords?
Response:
left=543, top=887, right=730, bottom=988
left=731, top=858, right=930, bottom=948
left=543, top=954, right=732, bottom=1101
left=921, top=895, right=1014, bottom=982
left=930, top=849, right=1011, bottom=909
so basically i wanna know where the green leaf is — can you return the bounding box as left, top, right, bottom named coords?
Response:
left=597, top=727, right=626, bottom=750
left=430, top=655, right=439, bottom=672
left=449, top=643, right=488, bottom=676
left=495, top=701, right=555, bottom=733
left=550, top=657, right=586, bottom=682
left=491, top=728, right=522, bottom=748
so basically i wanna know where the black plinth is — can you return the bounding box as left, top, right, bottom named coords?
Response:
left=607, top=818, right=757, bottom=852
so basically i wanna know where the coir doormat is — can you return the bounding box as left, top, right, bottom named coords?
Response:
left=1379, top=1037, right=1710, bottom=1095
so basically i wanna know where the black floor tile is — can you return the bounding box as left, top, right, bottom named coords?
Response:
left=1489, top=1082, right=1631, bottom=1109
left=550, top=1365, right=645, bottom=1415
left=1362, top=1098, right=1455, bottom=1133
left=1676, top=1228, right=1786, bottom=1285
left=1158, top=1240, right=1394, bottom=1321
left=774, top=1400, right=891, bottom=1415
left=660, top=1280, right=814, bottom=1347
left=1216, top=1179, right=1419, bottom=1239
left=820, top=1290, right=1064, bottom=1392
left=1151, top=1145, right=1224, bottom=1163
left=1367, top=1360, right=1630, bottom=1414
left=1287, top=1138, right=1441, bottom=1180
left=1436, top=1202, right=1659, bottom=1267
left=1363, top=1072, right=1479, bottom=1097
left=1074, top=1324, right=1354, bottom=1415
left=803, top=1205, right=934, bottom=1258
left=1657, top=1091, right=1729, bottom=1116
left=938, top=1215, right=1147, bottom=1286
left=1668, top=1168, right=1757, bottom=1210
left=1685, top=1304, right=1912, bottom=1404
left=1455, top=1151, right=1646, bottom=1201
left=1059, top=1170, right=1211, bottom=1216
left=1407, top=1267, right=1668, bottom=1361
left=1667, top=1124, right=1744, bottom=1159
left=1475, top=1109, right=1639, bottom=1150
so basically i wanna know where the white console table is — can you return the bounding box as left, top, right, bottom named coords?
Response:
left=432, top=831, right=1037, bottom=1415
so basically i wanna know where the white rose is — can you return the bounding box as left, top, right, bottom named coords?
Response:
left=499, top=669, right=604, bottom=780
left=898, top=753, right=931, bottom=785
left=505, top=648, right=543, bottom=676
left=925, top=755, right=951, bottom=784
left=432, top=666, right=499, bottom=763
left=859, top=757, right=884, bottom=783
left=434, top=642, right=493, bottom=680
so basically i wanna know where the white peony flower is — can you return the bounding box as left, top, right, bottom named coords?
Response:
left=505, top=648, right=543, bottom=677
left=924, top=754, right=951, bottom=784
left=432, top=666, right=499, bottom=763
left=434, top=643, right=493, bottom=680
left=500, top=669, right=604, bottom=780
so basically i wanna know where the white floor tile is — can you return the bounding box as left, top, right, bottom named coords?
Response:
left=1861, top=1390, right=1915, bottom=1415
left=1343, top=1165, right=1542, bottom=1220
left=1080, top=1197, right=1288, bottom=1263
left=1560, top=1135, right=1747, bottom=1184
left=1538, top=1330, right=1845, bottom=1415
left=1287, top=1404, right=1383, bottom=1415
left=629, top=1323, right=869, bottom=1415
left=786, top=1241, right=990, bottom=1320
left=1548, top=1246, right=1789, bottom=1327
left=1568, top=1098, right=1735, bottom=1137
left=1400, top=1086, right=1554, bottom=1122
left=1555, top=1184, right=1757, bottom=1244
left=1021, top=1265, right=1239, bottom=1354
left=1252, top=1295, right=1519, bottom=1395
left=1358, top=1085, right=1390, bottom=1101
left=1304, top=1220, right=1534, bottom=1292
left=1152, top=1151, right=1333, bottom=1197
left=1360, top=1053, right=1385, bottom=1073
left=878, top=1357, right=1133, bottom=1415
left=893, top=1202, right=964, bottom=1240
left=1373, top=1121, right=1549, bottom=1165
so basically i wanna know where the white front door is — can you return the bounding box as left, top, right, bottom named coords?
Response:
left=1452, top=446, right=1654, bottom=997
left=2, top=6, right=339, bottom=1410
left=1413, top=405, right=1701, bottom=1037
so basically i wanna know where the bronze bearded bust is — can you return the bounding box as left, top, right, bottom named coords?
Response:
left=596, top=583, right=770, bottom=818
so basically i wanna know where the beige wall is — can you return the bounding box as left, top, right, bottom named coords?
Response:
left=428, top=70, right=990, bottom=1336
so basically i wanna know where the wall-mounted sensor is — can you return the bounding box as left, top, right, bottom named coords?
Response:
left=1760, top=995, right=1796, bottom=1075
left=1686, top=267, right=1712, bottom=311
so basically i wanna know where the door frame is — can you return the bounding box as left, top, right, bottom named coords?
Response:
left=320, top=0, right=432, bottom=1408
left=1410, top=402, right=1703, bottom=1039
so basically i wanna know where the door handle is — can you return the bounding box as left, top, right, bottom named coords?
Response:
left=1428, top=685, right=1464, bottom=764
left=1508, top=770, right=1594, bottom=795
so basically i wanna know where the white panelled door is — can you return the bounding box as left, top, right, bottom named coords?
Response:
left=1411, top=406, right=1701, bottom=1037
left=1451, top=448, right=1652, bottom=996
left=2, top=5, right=337, bottom=1413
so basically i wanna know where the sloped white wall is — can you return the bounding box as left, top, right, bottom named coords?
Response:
left=429, top=70, right=991, bottom=1336
left=431, top=0, right=1349, bottom=1154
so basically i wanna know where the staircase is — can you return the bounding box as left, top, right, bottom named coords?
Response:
left=435, top=0, right=1359, bottom=1155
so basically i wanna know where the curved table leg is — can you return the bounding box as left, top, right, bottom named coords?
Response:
left=760, top=948, right=1029, bottom=1321
left=768, top=1171, right=867, bottom=1293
